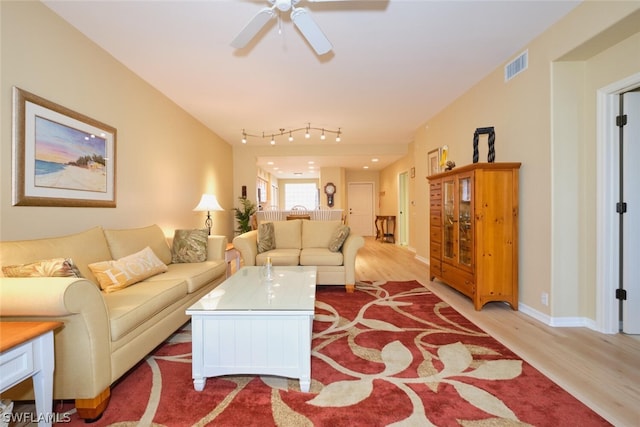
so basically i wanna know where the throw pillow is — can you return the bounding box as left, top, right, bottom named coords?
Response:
left=2, top=258, right=83, bottom=278
left=171, top=229, right=208, bottom=263
left=88, top=246, right=168, bottom=293
left=257, top=222, right=275, bottom=253
left=328, top=224, right=350, bottom=252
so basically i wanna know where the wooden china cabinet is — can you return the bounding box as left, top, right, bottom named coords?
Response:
left=428, top=162, right=521, bottom=311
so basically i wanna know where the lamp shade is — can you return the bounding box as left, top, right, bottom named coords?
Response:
left=193, top=194, right=224, bottom=212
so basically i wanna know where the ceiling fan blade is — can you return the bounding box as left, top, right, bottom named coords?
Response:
left=291, top=8, right=332, bottom=55
left=230, top=7, right=276, bottom=49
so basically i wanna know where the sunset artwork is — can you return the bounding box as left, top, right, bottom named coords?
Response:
left=34, top=116, right=108, bottom=193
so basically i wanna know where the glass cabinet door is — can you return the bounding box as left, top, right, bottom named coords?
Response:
left=458, top=174, right=473, bottom=267
left=443, top=179, right=455, bottom=261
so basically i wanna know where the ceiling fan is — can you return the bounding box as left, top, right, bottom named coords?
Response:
left=231, top=0, right=342, bottom=55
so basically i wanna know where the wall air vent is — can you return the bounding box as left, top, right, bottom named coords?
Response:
left=505, top=50, right=528, bottom=82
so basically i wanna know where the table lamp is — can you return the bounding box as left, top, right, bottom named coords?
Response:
left=193, top=194, right=224, bottom=235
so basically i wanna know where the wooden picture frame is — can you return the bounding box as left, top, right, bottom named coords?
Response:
left=12, top=87, right=116, bottom=207
left=428, top=148, right=441, bottom=176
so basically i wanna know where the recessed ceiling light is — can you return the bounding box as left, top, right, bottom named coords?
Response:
left=267, top=161, right=274, bottom=165
left=308, top=161, right=315, bottom=165
left=371, top=158, right=379, bottom=162
left=363, top=166, right=369, bottom=169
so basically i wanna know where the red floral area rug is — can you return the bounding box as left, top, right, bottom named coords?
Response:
left=59, top=280, right=610, bottom=426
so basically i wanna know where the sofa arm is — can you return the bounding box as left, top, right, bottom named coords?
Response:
left=0, top=277, right=112, bottom=400
left=207, top=234, right=228, bottom=261
left=232, top=230, right=258, bottom=266
left=341, top=234, right=365, bottom=284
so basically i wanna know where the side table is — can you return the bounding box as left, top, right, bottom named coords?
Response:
left=225, top=243, right=240, bottom=277
left=0, top=321, right=62, bottom=427
left=375, top=215, right=396, bottom=243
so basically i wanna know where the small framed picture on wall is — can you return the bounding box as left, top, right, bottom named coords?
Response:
left=428, top=148, right=441, bottom=176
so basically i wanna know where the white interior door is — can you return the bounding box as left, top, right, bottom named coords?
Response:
left=398, top=172, right=409, bottom=246
left=347, top=182, right=375, bottom=237
left=622, top=91, right=640, bottom=334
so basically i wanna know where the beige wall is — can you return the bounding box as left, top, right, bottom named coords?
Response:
left=402, top=2, right=640, bottom=318
left=1, top=1, right=234, bottom=241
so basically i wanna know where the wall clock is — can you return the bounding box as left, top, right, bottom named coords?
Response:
left=324, top=182, right=336, bottom=207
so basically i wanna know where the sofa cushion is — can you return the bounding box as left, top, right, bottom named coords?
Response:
left=2, top=257, right=82, bottom=278
left=256, top=249, right=301, bottom=266
left=300, top=248, right=344, bottom=266
left=171, top=229, right=208, bottom=263
left=0, top=226, right=111, bottom=284
left=89, top=247, right=169, bottom=293
left=145, top=260, right=226, bottom=293
left=103, top=278, right=188, bottom=341
left=104, top=224, right=172, bottom=265
left=302, top=220, right=342, bottom=248
left=257, top=222, right=275, bottom=253
left=328, top=224, right=351, bottom=252
left=271, top=220, right=302, bottom=249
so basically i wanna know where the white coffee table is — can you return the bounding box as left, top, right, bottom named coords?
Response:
left=186, top=266, right=317, bottom=392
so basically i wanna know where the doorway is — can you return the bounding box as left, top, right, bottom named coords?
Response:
left=597, top=73, right=640, bottom=334
left=398, top=171, right=409, bottom=246
left=347, top=182, right=375, bottom=237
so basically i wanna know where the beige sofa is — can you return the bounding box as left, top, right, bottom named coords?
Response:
left=232, top=219, right=364, bottom=292
left=0, top=225, right=227, bottom=420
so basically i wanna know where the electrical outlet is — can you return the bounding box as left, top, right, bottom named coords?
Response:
left=541, top=292, right=549, bottom=306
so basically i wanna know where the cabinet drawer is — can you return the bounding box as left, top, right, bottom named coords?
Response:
left=441, top=265, right=475, bottom=297
left=0, top=340, right=35, bottom=391
left=430, top=242, right=441, bottom=258
left=430, top=227, right=442, bottom=243
left=430, top=214, right=441, bottom=225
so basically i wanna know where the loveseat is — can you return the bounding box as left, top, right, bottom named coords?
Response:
left=232, top=219, right=364, bottom=292
left=0, top=224, right=227, bottom=420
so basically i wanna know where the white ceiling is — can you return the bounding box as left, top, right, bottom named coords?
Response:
left=43, top=0, right=580, bottom=178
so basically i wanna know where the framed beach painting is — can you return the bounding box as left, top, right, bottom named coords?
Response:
left=12, top=87, right=116, bottom=207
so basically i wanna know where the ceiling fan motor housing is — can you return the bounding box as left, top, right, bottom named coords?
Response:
left=273, top=0, right=300, bottom=12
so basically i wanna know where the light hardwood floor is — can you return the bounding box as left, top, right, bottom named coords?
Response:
left=355, top=237, right=640, bottom=427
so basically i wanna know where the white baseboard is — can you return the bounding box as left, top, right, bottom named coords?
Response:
left=415, top=254, right=428, bottom=265
left=519, top=303, right=598, bottom=330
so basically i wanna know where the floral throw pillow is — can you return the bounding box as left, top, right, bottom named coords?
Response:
left=171, top=229, right=208, bottom=263
left=2, top=257, right=82, bottom=278
left=328, top=225, right=350, bottom=252
left=88, top=246, right=168, bottom=293
left=257, top=222, right=275, bottom=253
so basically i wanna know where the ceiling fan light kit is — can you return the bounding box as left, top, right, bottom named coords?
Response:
left=241, top=123, right=341, bottom=145
left=231, top=0, right=333, bottom=55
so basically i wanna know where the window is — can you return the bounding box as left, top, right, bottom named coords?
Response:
left=257, top=178, right=268, bottom=203
left=284, top=183, right=317, bottom=210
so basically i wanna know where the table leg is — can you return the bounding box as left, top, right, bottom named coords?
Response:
left=32, top=331, right=55, bottom=427
left=193, top=378, right=206, bottom=391
left=191, top=318, right=205, bottom=391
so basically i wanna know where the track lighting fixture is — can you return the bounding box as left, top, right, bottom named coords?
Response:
left=240, top=123, right=342, bottom=144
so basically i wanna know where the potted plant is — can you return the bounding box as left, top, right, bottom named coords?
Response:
left=234, top=197, right=257, bottom=234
